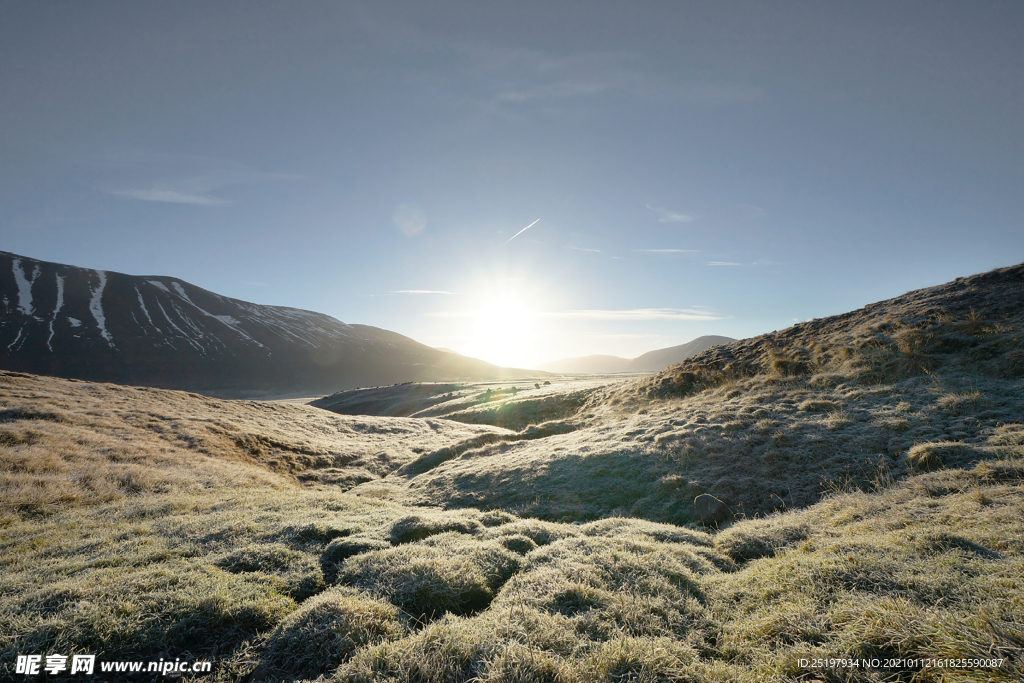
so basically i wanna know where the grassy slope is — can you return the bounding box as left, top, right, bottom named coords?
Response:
left=3, top=418, right=1022, bottom=682
left=2, top=262, right=1024, bottom=682
left=357, top=370, right=1023, bottom=524
left=311, top=378, right=608, bottom=430
left=0, top=371, right=510, bottom=514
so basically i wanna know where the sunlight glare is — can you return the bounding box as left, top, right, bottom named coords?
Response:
left=465, top=294, right=536, bottom=368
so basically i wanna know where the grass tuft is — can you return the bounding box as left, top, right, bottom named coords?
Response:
left=338, top=533, right=520, bottom=620
left=264, top=587, right=405, bottom=678
left=906, top=441, right=985, bottom=471
left=389, top=513, right=485, bottom=545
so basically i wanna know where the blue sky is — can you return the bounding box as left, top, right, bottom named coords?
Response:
left=2, top=1, right=1022, bottom=368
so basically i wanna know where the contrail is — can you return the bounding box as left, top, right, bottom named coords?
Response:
left=502, top=218, right=540, bottom=246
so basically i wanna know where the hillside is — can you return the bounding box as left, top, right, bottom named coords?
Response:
left=0, top=251, right=542, bottom=397
left=310, top=378, right=609, bottom=431
left=537, top=335, right=735, bottom=374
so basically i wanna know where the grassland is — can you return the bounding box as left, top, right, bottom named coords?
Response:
left=3, top=263, right=1024, bottom=681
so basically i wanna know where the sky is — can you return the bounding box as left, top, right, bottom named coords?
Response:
left=2, top=1, right=1022, bottom=369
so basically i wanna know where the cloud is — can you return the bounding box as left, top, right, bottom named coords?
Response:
left=646, top=205, right=694, bottom=223
left=546, top=308, right=723, bottom=321
left=568, top=246, right=601, bottom=253
left=476, top=48, right=639, bottom=105
left=502, top=218, right=541, bottom=245
left=455, top=43, right=762, bottom=111
left=708, top=261, right=742, bottom=266
left=426, top=307, right=723, bottom=321
left=583, top=333, right=665, bottom=339
left=636, top=248, right=697, bottom=253
left=111, top=189, right=228, bottom=206
left=350, top=18, right=763, bottom=113
left=391, top=290, right=451, bottom=295
left=741, top=203, right=767, bottom=218
left=101, top=153, right=300, bottom=206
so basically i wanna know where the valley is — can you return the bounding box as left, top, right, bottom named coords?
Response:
left=2, top=262, right=1023, bottom=681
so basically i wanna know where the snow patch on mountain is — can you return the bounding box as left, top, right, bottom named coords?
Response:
left=135, top=286, right=160, bottom=333
left=11, top=258, right=39, bottom=317
left=170, top=281, right=192, bottom=302
left=47, top=275, right=64, bottom=351
left=166, top=280, right=265, bottom=348
left=88, top=270, right=115, bottom=346
left=155, top=300, right=204, bottom=353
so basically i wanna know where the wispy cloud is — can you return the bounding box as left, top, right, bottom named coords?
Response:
left=391, top=290, right=451, bottom=295
left=741, top=203, right=767, bottom=218
left=503, top=218, right=541, bottom=245
left=350, top=16, right=763, bottom=112
left=482, top=49, right=638, bottom=105
left=440, top=41, right=763, bottom=112
left=708, top=261, right=742, bottom=266
left=568, top=246, right=601, bottom=253
left=99, top=153, right=299, bottom=206
left=111, top=189, right=228, bottom=206
left=546, top=308, right=723, bottom=321
left=583, top=333, right=666, bottom=339
left=646, top=205, right=694, bottom=223
left=636, top=248, right=697, bottom=254
left=426, top=307, right=723, bottom=321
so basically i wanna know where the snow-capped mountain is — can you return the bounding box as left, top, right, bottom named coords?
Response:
left=0, top=251, right=539, bottom=396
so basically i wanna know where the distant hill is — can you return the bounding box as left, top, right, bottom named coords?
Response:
left=536, top=335, right=735, bottom=374
left=534, top=354, right=632, bottom=374
left=0, top=250, right=542, bottom=396
left=626, top=336, right=737, bottom=372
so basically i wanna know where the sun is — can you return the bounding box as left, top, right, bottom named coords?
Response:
left=476, top=295, right=528, bottom=330
left=465, top=295, right=536, bottom=368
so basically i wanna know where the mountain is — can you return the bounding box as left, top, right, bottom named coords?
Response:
left=0, top=251, right=541, bottom=396
left=626, top=335, right=736, bottom=372
left=534, top=354, right=632, bottom=374
left=536, top=335, right=735, bottom=374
